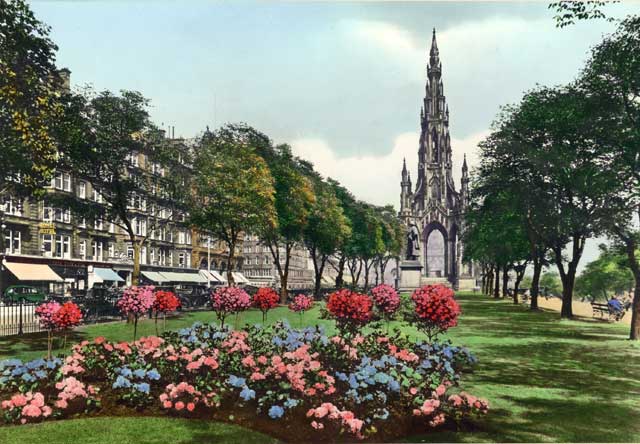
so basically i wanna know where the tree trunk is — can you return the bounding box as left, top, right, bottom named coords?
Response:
left=513, top=265, right=526, bottom=305
left=278, top=243, right=292, bottom=304
left=132, top=240, right=141, bottom=285
left=480, top=265, right=487, bottom=295
left=620, top=235, right=640, bottom=340
left=335, top=254, right=346, bottom=289
left=530, top=257, right=542, bottom=310
left=554, top=235, right=585, bottom=319
left=226, top=239, right=236, bottom=286
left=502, top=264, right=509, bottom=298
left=493, top=266, right=500, bottom=298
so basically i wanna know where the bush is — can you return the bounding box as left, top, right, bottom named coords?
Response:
left=409, top=285, right=461, bottom=341
left=252, top=288, right=279, bottom=322
left=325, top=289, right=373, bottom=335
left=210, top=287, right=251, bottom=328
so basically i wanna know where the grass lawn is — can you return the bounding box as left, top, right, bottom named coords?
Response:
left=1, top=293, right=639, bottom=442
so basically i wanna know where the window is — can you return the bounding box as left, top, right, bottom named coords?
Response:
left=94, top=218, right=103, bottom=231
left=4, top=229, right=21, bottom=254
left=43, top=206, right=53, bottom=222
left=168, top=251, right=173, bottom=266
left=2, top=197, right=22, bottom=216
left=109, top=222, right=116, bottom=233
left=54, top=235, right=71, bottom=259
left=79, top=241, right=86, bottom=260
left=158, top=248, right=166, bottom=266
left=92, top=189, right=102, bottom=203
left=133, top=218, right=146, bottom=236
left=108, top=243, right=115, bottom=259
left=41, top=234, right=53, bottom=257
left=78, top=217, right=86, bottom=228
left=126, top=152, right=139, bottom=167
left=92, top=241, right=104, bottom=262
left=127, top=246, right=134, bottom=259
left=78, top=181, right=86, bottom=199
left=178, top=252, right=186, bottom=268
left=52, top=172, right=71, bottom=191
left=140, top=246, right=147, bottom=265
left=178, top=230, right=191, bottom=245
left=54, top=208, right=71, bottom=223
left=150, top=248, right=156, bottom=265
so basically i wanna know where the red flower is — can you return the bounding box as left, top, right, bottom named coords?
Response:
left=153, top=290, right=181, bottom=314
left=53, top=302, right=83, bottom=329
left=411, top=285, right=460, bottom=335
left=326, top=289, right=373, bottom=326
left=252, top=288, right=279, bottom=313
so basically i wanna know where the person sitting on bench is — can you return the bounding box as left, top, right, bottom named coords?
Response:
left=607, top=296, right=624, bottom=314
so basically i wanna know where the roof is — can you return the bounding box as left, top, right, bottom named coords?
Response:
left=93, top=267, right=124, bottom=282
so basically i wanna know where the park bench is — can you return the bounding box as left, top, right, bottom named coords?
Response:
left=590, top=301, right=628, bottom=322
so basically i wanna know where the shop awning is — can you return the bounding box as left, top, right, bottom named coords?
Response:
left=161, top=271, right=208, bottom=284
left=141, top=271, right=168, bottom=284
left=321, top=275, right=336, bottom=286
left=232, top=272, right=250, bottom=284
left=94, top=267, right=124, bottom=282
left=5, top=262, right=63, bottom=282
left=199, top=270, right=223, bottom=283
left=211, top=270, right=227, bottom=282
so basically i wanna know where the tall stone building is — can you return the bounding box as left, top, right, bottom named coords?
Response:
left=242, top=235, right=314, bottom=290
left=0, top=71, right=245, bottom=296
left=399, top=29, right=474, bottom=289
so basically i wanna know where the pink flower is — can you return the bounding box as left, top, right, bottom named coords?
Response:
left=311, top=421, right=324, bottom=430
left=21, top=404, right=41, bottom=417
left=175, top=401, right=185, bottom=411
left=55, top=399, right=68, bottom=409
left=435, top=385, right=446, bottom=397
left=410, top=387, right=418, bottom=395
left=187, top=402, right=196, bottom=412
left=163, top=400, right=172, bottom=409
left=10, top=394, right=27, bottom=407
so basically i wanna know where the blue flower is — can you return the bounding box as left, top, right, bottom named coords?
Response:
left=11, top=367, right=26, bottom=376
left=284, top=398, right=299, bottom=409
left=376, top=408, right=390, bottom=420
left=374, top=372, right=390, bottom=384
left=113, top=375, right=132, bottom=389
left=239, top=386, right=256, bottom=401
left=335, top=372, right=348, bottom=382
left=26, top=359, right=45, bottom=370
left=21, top=373, right=35, bottom=382
left=268, top=405, right=285, bottom=419
left=420, top=359, right=432, bottom=369
left=147, top=369, right=161, bottom=380
left=133, top=369, right=146, bottom=379
left=1, top=359, right=22, bottom=369
left=135, top=382, right=150, bottom=394
left=34, top=370, right=47, bottom=379
left=348, top=374, right=359, bottom=389
left=46, top=359, right=60, bottom=369
left=388, top=379, right=400, bottom=392
left=119, top=367, right=133, bottom=378
left=228, top=375, right=246, bottom=388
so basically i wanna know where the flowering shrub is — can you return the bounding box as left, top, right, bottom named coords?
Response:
left=252, top=288, right=279, bottom=322
left=0, top=392, right=52, bottom=424
left=35, top=302, right=62, bottom=359
left=159, top=382, right=219, bottom=413
left=289, top=294, right=314, bottom=326
left=54, top=302, right=83, bottom=330
left=410, top=285, right=461, bottom=340
left=326, top=289, right=373, bottom=335
left=117, top=286, right=155, bottom=340
left=370, top=284, right=400, bottom=318
left=0, top=358, right=61, bottom=392
left=54, top=376, right=99, bottom=413
left=153, top=290, right=181, bottom=334
left=210, top=286, right=251, bottom=327
left=111, top=366, right=160, bottom=408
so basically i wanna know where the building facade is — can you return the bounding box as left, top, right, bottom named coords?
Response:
left=0, top=71, right=244, bottom=295
left=242, top=234, right=314, bottom=290
left=399, top=29, right=474, bottom=289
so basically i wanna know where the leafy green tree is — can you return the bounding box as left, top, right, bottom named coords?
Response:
left=326, top=178, right=357, bottom=288
left=575, top=245, right=634, bottom=301
left=375, top=205, right=404, bottom=286
left=540, top=272, right=562, bottom=298
left=190, top=124, right=277, bottom=285
left=579, top=15, right=640, bottom=338
left=56, top=90, right=191, bottom=284
left=262, top=145, right=315, bottom=303
left=303, top=182, right=351, bottom=297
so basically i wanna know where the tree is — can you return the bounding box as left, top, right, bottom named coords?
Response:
left=326, top=178, right=357, bottom=289
left=579, top=15, right=640, bottom=338
left=304, top=182, right=351, bottom=297
left=190, top=124, right=277, bottom=284
left=56, top=90, right=191, bottom=284
left=575, top=245, right=634, bottom=301
left=540, top=272, right=562, bottom=298
left=375, top=205, right=404, bottom=286
left=548, top=1, right=617, bottom=28
left=0, top=0, right=63, bottom=254
left=262, top=145, right=315, bottom=303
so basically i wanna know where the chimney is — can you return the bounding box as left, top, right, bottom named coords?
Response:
left=57, top=68, right=71, bottom=93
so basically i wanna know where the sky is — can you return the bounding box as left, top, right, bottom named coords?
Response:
left=30, top=0, right=637, bottom=268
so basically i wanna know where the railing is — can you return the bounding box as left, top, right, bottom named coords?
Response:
left=0, top=301, right=42, bottom=336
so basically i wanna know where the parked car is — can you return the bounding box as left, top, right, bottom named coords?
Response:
left=2, top=285, right=47, bottom=304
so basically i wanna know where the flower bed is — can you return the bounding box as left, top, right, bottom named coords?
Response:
left=0, top=285, right=487, bottom=442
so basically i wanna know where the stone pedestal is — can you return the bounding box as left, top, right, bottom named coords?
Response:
left=398, top=260, right=423, bottom=292
left=457, top=278, right=477, bottom=291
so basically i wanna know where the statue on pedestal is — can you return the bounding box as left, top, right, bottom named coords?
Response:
left=406, top=221, right=420, bottom=261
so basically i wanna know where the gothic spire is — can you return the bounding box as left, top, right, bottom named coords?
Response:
left=429, top=28, right=440, bottom=69
left=462, top=153, right=468, bottom=174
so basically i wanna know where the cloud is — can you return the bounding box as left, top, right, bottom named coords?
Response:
left=291, top=130, right=488, bottom=209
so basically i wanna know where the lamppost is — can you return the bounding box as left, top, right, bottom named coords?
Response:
left=0, top=222, right=6, bottom=297
left=207, top=235, right=211, bottom=288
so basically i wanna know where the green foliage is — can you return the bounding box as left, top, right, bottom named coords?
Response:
left=575, top=245, right=634, bottom=301
left=0, top=0, right=61, bottom=194
left=190, top=124, right=277, bottom=282
left=549, top=1, right=618, bottom=28
left=539, top=272, right=562, bottom=297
